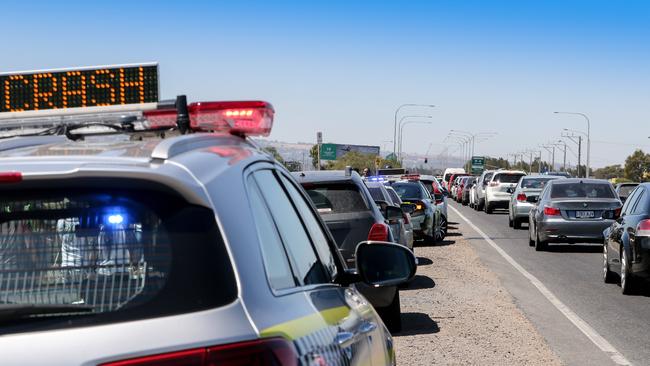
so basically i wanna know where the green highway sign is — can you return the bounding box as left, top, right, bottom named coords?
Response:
left=471, top=156, right=485, bottom=174
left=320, top=143, right=338, bottom=160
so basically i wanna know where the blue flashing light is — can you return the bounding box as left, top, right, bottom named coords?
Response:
left=107, top=214, right=124, bottom=225
left=367, top=176, right=385, bottom=182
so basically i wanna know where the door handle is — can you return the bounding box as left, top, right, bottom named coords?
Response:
left=335, top=331, right=356, bottom=348
left=358, top=321, right=377, bottom=334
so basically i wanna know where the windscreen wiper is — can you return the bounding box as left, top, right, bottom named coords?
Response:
left=0, top=304, right=94, bottom=322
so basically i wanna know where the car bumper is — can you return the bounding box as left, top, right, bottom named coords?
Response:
left=538, top=218, right=614, bottom=243
left=512, top=202, right=534, bottom=218
left=410, top=213, right=433, bottom=236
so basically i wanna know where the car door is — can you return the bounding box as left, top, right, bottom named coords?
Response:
left=255, top=169, right=387, bottom=365
left=608, top=187, right=642, bottom=272
left=625, top=187, right=649, bottom=268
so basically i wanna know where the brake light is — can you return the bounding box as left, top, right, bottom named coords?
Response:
left=516, top=193, right=527, bottom=202
left=101, top=338, right=298, bottom=366
left=368, top=223, right=389, bottom=241
left=544, top=206, right=561, bottom=216
left=402, top=212, right=411, bottom=225
left=614, top=207, right=622, bottom=219
left=0, top=172, right=22, bottom=183
left=189, top=101, right=274, bottom=136
left=401, top=174, right=420, bottom=180
left=636, top=219, right=650, bottom=237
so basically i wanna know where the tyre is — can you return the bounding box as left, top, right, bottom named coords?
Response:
left=508, top=214, right=514, bottom=227
left=528, top=223, right=535, bottom=247
left=603, top=242, right=616, bottom=284
left=534, top=230, right=547, bottom=251
left=378, top=290, right=402, bottom=333
left=440, top=215, right=448, bottom=238
left=621, top=249, right=635, bottom=295
left=485, top=201, right=493, bottom=214
left=513, top=217, right=522, bottom=230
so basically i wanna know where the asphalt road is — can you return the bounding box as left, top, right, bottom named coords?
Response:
left=447, top=200, right=650, bottom=366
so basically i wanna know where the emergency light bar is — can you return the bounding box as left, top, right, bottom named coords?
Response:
left=189, top=101, right=274, bottom=137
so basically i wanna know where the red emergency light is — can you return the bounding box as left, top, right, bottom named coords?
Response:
left=189, top=101, right=274, bottom=137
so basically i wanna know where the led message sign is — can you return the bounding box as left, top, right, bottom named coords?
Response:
left=0, top=64, right=158, bottom=113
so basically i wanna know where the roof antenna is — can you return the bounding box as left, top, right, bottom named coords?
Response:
left=175, top=95, right=191, bottom=134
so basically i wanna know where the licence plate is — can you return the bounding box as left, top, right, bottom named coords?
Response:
left=576, top=211, right=595, bottom=218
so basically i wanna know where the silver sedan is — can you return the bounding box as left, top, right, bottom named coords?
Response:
left=528, top=179, right=622, bottom=251
left=508, top=175, right=565, bottom=229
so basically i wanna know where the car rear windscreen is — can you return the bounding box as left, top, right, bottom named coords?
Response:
left=392, top=182, right=425, bottom=200
left=618, top=185, right=638, bottom=197
left=0, top=183, right=236, bottom=333
left=521, top=178, right=555, bottom=189
left=367, top=187, right=384, bottom=201
left=494, top=173, right=525, bottom=183
left=386, top=189, right=402, bottom=205
left=304, top=183, right=369, bottom=214
left=551, top=183, right=616, bottom=199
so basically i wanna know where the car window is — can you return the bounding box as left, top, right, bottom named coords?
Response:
left=253, top=170, right=328, bottom=286
left=630, top=189, right=647, bottom=215
left=618, top=185, right=638, bottom=197
left=302, top=183, right=369, bottom=214
left=0, top=185, right=237, bottom=329
left=550, top=183, right=616, bottom=199
left=277, top=174, right=338, bottom=280
left=494, top=173, right=525, bottom=183
left=521, top=178, right=556, bottom=189
left=621, top=187, right=640, bottom=215
left=386, top=188, right=402, bottom=205
left=367, top=186, right=384, bottom=201
left=247, top=176, right=297, bottom=290
left=483, top=173, right=494, bottom=185
left=392, top=182, right=424, bottom=200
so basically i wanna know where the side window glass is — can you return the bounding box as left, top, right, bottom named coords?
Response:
left=622, top=187, right=640, bottom=215
left=247, top=176, right=297, bottom=290
left=631, top=190, right=647, bottom=215
left=278, top=174, right=338, bottom=279
left=253, top=170, right=328, bottom=286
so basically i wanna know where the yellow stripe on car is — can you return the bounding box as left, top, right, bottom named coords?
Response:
left=260, top=306, right=350, bottom=340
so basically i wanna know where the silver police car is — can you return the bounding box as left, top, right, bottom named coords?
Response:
left=0, top=97, right=415, bottom=365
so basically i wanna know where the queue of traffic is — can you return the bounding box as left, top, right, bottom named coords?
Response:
left=445, top=166, right=649, bottom=296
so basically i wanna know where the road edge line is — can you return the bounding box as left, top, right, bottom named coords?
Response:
left=449, top=205, right=632, bottom=366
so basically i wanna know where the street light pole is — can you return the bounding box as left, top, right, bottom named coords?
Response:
left=393, top=104, right=435, bottom=156
left=399, top=121, right=432, bottom=164
left=398, top=115, right=432, bottom=161
left=554, top=111, right=591, bottom=178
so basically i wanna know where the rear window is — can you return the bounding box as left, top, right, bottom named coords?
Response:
left=392, top=182, right=425, bottom=200
left=367, top=187, right=384, bottom=201
left=618, top=185, right=638, bottom=197
left=0, top=183, right=235, bottom=333
left=303, top=183, right=369, bottom=214
left=420, top=180, right=434, bottom=193
left=521, top=178, right=555, bottom=189
left=386, top=189, right=402, bottom=205
left=444, top=174, right=453, bottom=182
left=551, top=183, right=616, bottom=199
left=494, top=173, right=525, bottom=183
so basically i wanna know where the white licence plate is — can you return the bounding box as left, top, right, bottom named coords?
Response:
left=576, top=211, right=595, bottom=218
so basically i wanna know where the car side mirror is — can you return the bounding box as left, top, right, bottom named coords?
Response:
left=400, top=203, right=416, bottom=214
left=385, top=205, right=403, bottom=221
left=355, top=241, right=416, bottom=287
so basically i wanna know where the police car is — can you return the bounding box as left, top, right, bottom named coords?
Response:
left=0, top=64, right=416, bottom=365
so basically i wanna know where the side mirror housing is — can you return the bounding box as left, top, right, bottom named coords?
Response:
left=385, top=205, right=403, bottom=221
left=355, top=241, right=416, bottom=287
left=400, top=203, right=416, bottom=214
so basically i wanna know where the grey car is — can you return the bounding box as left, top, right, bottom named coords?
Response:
left=508, top=175, right=565, bottom=229
left=366, top=181, right=414, bottom=250
left=0, top=98, right=415, bottom=365
left=528, top=179, right=622, bottom=251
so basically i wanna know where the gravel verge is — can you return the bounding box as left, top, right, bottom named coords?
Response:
left=394, top=221, right=563, bottom=365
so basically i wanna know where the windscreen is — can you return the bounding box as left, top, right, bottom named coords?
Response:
left=521, top=178, right=555, bottom=189
left=494, top=173, right=525, bottom=183
left=304, top=183, right=369, bottom=214
left=0, top=185, right=235, bottom=330
left=550, top=183, right=616, bottom=199
left=618, top=185, right=638, bottom=197
left=392, top=182, right=425, bottom=200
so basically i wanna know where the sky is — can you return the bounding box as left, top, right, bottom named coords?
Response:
left=2, top=0, right=649, bottom=168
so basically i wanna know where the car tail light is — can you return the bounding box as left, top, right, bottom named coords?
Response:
left=636, top=219, right=650, bottom=237
left=489, top=182, right=498, bottom=187
left=0, top=172, right=22, bottom=183
left=516, top=193, right=527, bottom=202
left=368, top=223, right=389, bottom=241
left=402, top=212, right=411, bottom=225
left=614, top=207, right=622, bottom=218
left=544, top=206, right=561, bottom=216
left=189, top=101, right=274, bottom=136
left=101, top=338, right=298, bottom=366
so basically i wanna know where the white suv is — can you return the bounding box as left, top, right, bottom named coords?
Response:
left=474, top=170, right=495, bottom=211
left=484, top=170, right=527, bottom=213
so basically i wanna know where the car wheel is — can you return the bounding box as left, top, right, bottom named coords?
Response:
left=535, top=230, right=547, bottom=251
left=378, top=290, right=402, bottom=334
left=440, top=215, right=448, bottom=238
left=485, top=201, right=493, bottom=214
left=513, top=218, right=522, bottom=230
left=603, top=242, right=616, bottom=284
left=621, top=249, right=635, bottom=295
left=528, top=223, right=535, bottom=247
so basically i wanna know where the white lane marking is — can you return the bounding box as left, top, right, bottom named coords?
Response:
left=449, top=205, right=632, bottom=366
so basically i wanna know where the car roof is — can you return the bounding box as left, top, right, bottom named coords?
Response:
left=291, top=170, right=361, bottom=184
left=550, top=178, right=611, bottom=185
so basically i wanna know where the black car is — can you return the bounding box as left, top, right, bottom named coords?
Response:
left=615, top=182, right=640, bottom=203
left=604, top=183, right=650, bottom=294
left=390, top=179, right=443, bottom=243
left=293, top=170, right=407, bottom=332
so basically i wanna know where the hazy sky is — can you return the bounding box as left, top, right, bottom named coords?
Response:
left=2, top=0, right=649, bottom=167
